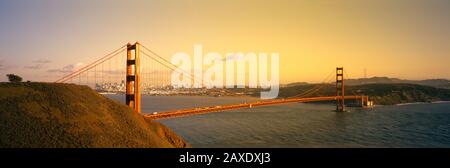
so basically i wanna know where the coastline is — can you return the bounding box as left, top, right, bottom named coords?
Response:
left=395, top=101, right=450, bottom=106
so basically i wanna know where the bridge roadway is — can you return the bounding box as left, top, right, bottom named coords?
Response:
left=143, top=96, right=368, bottom=120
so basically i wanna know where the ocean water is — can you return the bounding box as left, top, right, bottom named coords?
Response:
left=106, top=95, right=450, bottom=148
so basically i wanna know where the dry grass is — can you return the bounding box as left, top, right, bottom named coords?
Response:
left=0, top=82, right=190, bottom=148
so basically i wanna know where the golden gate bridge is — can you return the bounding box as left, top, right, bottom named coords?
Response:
left=54, top=42, right=371, bottom=120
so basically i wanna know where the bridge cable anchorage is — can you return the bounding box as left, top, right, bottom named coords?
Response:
left=140, top=45, right=245, bottom=97
left=287, top=69, right=335, bottom=98
left=55, top=44, right=127, bottom=83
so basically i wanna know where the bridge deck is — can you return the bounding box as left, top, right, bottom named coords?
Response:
left=143, top=96, right=368, bottom=120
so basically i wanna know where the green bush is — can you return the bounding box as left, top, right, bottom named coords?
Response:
left=6, top=74, right=22, bottom=82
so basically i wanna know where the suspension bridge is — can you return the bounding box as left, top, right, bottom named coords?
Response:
left=54, top=42, right=371, bottom=120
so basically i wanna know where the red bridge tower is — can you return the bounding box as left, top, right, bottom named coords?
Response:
left=126, top=42, right=141, bottom=113
left=336, top=67, right=345, bottom=112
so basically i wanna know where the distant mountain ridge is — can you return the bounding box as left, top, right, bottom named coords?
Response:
left=345, top=77, right=450, bottom=88
left=284, top=77, right=450, bottom=89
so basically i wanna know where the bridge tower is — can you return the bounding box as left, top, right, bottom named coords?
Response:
left=126, top=42, right=141, bottom=113
left=336, top=67, right=345, bottom=112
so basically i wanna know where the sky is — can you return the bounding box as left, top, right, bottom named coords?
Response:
left=0, top=0, right=449, bottom=83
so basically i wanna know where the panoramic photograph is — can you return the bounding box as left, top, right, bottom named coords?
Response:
left=0, top=0, right=449, bottom=166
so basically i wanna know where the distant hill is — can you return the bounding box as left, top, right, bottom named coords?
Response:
left=283, top=77, right=450, bottom=89
left=277, top=83, right=450, bottom=105
left=282, top=82, right=309, bottom=87
left=345, top=77, right=450, bottom=89
left=0, top=82, right=190, bottom=148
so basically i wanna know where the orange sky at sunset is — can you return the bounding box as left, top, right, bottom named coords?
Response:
left=0, top=0, right=449, bottom=83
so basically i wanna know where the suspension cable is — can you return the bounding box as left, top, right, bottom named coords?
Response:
left=288, top=69, right=335, bottom=98
left=55, top=45, right=126, bottom=83
left=140, top=47, right=244, bottom=97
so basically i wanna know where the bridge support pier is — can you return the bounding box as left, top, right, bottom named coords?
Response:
left=362, top=96, right=369, bottom=108
left=126, top=42, right=141, bottom=113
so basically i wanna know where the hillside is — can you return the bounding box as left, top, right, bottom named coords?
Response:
left=283, top=77, right=450, bottom=89
left=345, top=77, right=450, bottom=89
left=0, top=82, right=190, bottom=148
left=277, top=83, right=450, bottom=105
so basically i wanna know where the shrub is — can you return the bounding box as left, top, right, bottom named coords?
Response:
left=6, top=74, right=22, bottom=82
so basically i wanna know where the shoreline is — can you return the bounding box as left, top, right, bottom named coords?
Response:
left=395, top=101, right=450, bottom=106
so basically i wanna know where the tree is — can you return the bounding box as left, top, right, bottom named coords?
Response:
left=6, top=74, right=22, bottom=82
